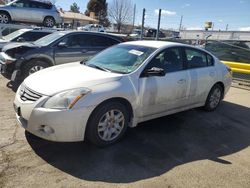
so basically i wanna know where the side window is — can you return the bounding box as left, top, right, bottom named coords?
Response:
left=29, top=32, right=51, bottom=41
left=90, top=35, right=119, bottom=47
left=61, top=34, right=92, bottom=48
left=13, top=0, right=30, bottom=8
left=15, top=32, right=49, bottom=42
left=185, top=48, right=208, bottom=68
left=147, top=48, right=184, bottom=73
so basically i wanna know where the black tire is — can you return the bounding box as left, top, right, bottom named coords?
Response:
left=22, top=59, right=50, bottom=78
left=203, top=84, right=223, bottom=111
left=43, top=16, right=55, bottom=27
left=0, top=12, right=11, bottom=24
left=86, top=102, right=129, bottom=147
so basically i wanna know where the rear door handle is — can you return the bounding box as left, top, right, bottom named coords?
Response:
left=177, top=79, right=186, bottom=84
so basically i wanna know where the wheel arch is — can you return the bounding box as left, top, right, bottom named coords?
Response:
left=0, top=10, right=11, bottom=20
left=86, top=97, right=134, bottom=128
left=214, top=81, right=225, bottom=97
left=20, top=57, right=54, bottom=75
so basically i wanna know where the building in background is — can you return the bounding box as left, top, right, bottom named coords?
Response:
left=180, top=30, right=250, bottom=41
left=60, top=10, right=98, bottom=29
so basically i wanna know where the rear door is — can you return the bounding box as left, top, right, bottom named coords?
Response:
left=10, top=0, right=31, bottom=21
left=184, top=47, right=217, bottom=105
left=139, top=47, right=190, bottom=117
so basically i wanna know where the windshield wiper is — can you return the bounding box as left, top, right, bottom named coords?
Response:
left=87, top=64, right=111, bottom=72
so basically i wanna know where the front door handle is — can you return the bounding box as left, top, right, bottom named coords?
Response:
left=177, top=79, right=186, bottom=84
left=81, top=49, right=88, bottom=53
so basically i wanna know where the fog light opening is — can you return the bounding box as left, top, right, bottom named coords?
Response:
left=39, top=125, right=55, bottom=134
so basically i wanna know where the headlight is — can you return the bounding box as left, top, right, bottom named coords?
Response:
left=43, top=88, right=90, bottom=109
left=0, top=52, right=16, bottom=64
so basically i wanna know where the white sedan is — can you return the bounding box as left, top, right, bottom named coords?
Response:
left=13, top=41, right=232, bottom=146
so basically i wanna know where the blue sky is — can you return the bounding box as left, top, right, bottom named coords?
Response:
left=55, top=0, right=250, bottom=31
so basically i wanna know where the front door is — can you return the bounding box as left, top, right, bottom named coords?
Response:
left=54, top=34, right=98, bottom=65
left=139, top=47, right=190, bottom=117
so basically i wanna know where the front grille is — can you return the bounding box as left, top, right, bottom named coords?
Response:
left=19, top=86, right=43, bottom=102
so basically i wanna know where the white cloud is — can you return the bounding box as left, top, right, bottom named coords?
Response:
left=218, top=19, right=223, bottom=23
left=186, top=26, right=203, bottom=30
left=155, top=9, right=176, bottom=16
left=182, top=3, right=191, bottom=8
left=239, top=26, right=250, bottom=31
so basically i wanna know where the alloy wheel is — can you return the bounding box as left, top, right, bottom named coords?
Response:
left=97, top=109, right=125, bottom=141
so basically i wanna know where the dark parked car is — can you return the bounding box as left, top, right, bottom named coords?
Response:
left=146, top=29, right=166, bottom=38
left=0, top=31, right=126, bottom=81
left=0, top=28, right=55, bottom=51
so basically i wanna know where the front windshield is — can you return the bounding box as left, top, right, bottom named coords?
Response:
left=34, top=32, right=66, bottom=46
left=86, top=44, right=156, bottom=74
left=3, top=29, right=28, bottom=41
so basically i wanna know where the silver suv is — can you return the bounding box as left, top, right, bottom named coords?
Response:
left=0, top=0, right=61, bottom=27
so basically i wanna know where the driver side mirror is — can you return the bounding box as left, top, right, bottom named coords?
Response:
left=16, top=37, right=25, bottom=42
left=57, top=42, right=68, bottom=48
left=141, top=67, right=166, bottom=77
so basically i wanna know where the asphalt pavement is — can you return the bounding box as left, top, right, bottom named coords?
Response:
left=0, top=75, right=250, bottom=188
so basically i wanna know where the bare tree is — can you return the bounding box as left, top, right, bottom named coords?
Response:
left=109, top=0, right=133, bottom=33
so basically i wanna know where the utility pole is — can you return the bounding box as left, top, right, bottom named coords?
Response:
left=132, top=4, right=136, bottom=31
left=156, top=9, right=162, bottom=40
left=179, top=15, right=183, bottom=31
left=141, top=8, right=146, bottom=40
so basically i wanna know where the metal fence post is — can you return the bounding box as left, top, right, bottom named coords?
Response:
left=156, top=9, right=161, bottom=40
left=141, top=8, right=146, bottom=40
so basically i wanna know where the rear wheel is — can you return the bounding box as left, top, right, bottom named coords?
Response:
left=86, top=102, right=129, bottom=147
left=43, top=16, right=55, bottom=27
left=22, top=60, right=50, bottom=78
left=0, top=12, right=11, bottom=24
left=204, top=84, right=223, bottom=111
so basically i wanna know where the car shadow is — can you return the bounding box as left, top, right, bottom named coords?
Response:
left=26, top=101, right=250, bottom=183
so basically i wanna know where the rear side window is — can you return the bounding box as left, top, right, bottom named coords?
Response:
left=89, top=35, right=120, bottom=47
left=185, top=48, right=214, bottom=69
left=61, top=34, right=119, bottom=48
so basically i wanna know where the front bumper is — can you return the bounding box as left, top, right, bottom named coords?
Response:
left=14, top=91, right=96, bottom=142
left=0, top=52, right=19, bottom=80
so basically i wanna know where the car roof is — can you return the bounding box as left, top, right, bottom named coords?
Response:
left=123, top=40, right=186, bottom=49
left=55, top=30, right=126, bottom=41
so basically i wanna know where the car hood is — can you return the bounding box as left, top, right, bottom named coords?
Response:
left=24, top=62, right=123, bottom=96
left=2, top=42, right=38, bottom=52
left=0, top=40, right=8, bottom=49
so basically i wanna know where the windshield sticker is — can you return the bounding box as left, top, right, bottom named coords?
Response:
left=129, top=49, right=144, bottom=56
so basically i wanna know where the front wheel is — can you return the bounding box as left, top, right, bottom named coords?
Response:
left=203, top=84, right=223, bottom=111
left=22, top=60, right=50, bottom=78
left=0, top=12, right=11, bottom=24
left=86, top=102, right=129, bottom=147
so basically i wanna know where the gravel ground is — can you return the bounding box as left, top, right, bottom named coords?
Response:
left=0, top=75, right=250, bottom=188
